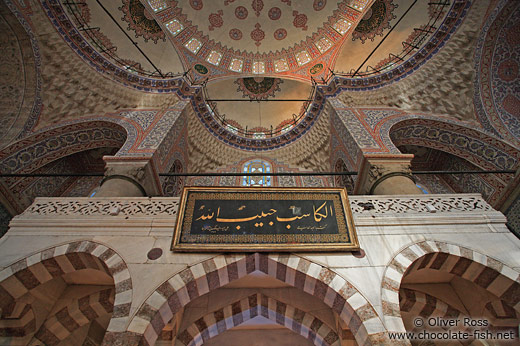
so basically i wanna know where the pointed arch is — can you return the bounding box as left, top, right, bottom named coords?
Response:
left=0, top=301, right=35, bottom=338
left=386, top=117, right=519, bottom=171
left=0, top=240, right=133, bottom=339
left=32, top=288, right=114, bottom=345
left=176, top=293, right=340, bottom=346
left=122, top=253, right=386, bottom=346
left=399, top=287, right=466, bottom=321
left=380, top=241, right=520, bottom=334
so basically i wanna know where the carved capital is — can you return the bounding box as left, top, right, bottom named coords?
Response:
left=355, top=155, right=416, bottom=195
left=101, top=157, right=162, bottom=196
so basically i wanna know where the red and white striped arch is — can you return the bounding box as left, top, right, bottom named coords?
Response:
left=176, top=293, right=339, bottom=346
left=381, top=240, right=520, bottom=334
left=0, top=240, right=132, bottom=342
left=122, top=253, right=387, bottom=346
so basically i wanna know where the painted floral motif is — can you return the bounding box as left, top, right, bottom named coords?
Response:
left=235, top=6, right=248, bottom=19
left=190, top=0, right=203, bottom=10
left=292, top=11, right=308, bottom=31
left=273, top=28, right=287, bottom=40
left=120, top=0, right=165, bottom=43
left=352, top=0, right=397, bottom=43
left=251, top=23, right=265, bottom=47
left=313, top=0, right=327, bottom=11
left=229, top=28, right=243, bottom=40
left=208, top=10, right=224, bottom=31
left=268, top=7, right=281, bottom=20
left=252, top=0, right=264, bottom=17
left=235, top=77, right=283, bottom=100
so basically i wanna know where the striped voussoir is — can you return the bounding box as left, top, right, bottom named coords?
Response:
left=0, top=302, right=35, bottom=338
left=484, top=300, right=519, bottom=320
left=176, top=293, right=340, bottom=346
left=400, top=288, right=465, bottom=321
left=399, top=288, right=485, bottom=345
left=32, top=288, right=114, bottom=345
left=128, top=253, right=386, bottom=346
left=381, top=241, right=520, bottom=333
left=0, top=241, right=132, bottom=338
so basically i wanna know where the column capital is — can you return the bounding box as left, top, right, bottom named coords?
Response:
left=355, top=154, right=420, bottom=195
left=97, top=157, right=162, bottom=197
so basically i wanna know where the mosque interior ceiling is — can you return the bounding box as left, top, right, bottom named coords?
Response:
left=36, top=0, right=463, bottom=142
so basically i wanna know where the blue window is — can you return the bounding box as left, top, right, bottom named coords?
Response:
left=242, top=159, right=272, bottom=187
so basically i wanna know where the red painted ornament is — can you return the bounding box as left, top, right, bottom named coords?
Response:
left=274, top=28, right=287, bottom=40
left=292, top=11, right=308, bottom=31
left=235, top=6, right=248, bottom=20
left=252, top=0, right=264, bottom=17
left=251, top=23, right=265, bottom=47
left=268, top=7, right=281, bottom=20
left=208, top=10, right=224, bottom=31
left=313, top=0, right=326, bottom=11
left=229, top=28, right=243, bottom=40
left=189, top=0, right=203, bottom=10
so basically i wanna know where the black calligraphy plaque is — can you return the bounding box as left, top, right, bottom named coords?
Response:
left=171, top=187, right=359, bottom=252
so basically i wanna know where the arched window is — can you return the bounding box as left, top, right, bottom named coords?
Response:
left=242, top=159, right=272, bottom=187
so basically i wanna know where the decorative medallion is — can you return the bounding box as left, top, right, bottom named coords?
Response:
left=274, top=28, right=287, bottom=40
left=208, top=10, right=224, bottom=31
left=235, top=6, right=248, bottom=20
left=190, top=0, right=203, bottom=10
left=229, top=28, right=243, bottom=40
left=352, top=0, right=397, bottom=43
left=120, top=0, right=165, bottom=43
left=313, top=0, right=327, bottom=11
left=235, top=77, right=283, bottom=100
left=292, top=11, right=308, bottom=31
left=252, top=0, right=264, bottom=16
left=194, top=64, right=209, bottom=75
left=268, top=7, right=282, bottom=20
left=251, top=23, right=265, bottom=47
left=309, top=63, right=324, bottom=75
left=497, top=59, right=518, bottom=82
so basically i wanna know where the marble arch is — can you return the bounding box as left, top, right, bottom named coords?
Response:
left=399, top=288, right=468, bottom=322
left=32, top=287, right=114, bottom=345
left=121, top=253, right=386, bottom=346
left=176, top=293, right=340, bottom=346
left=0, top=240, right=133, bottom=344
left=380, top=240, right=520, bottom=335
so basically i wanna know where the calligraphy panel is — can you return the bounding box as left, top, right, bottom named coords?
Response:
left=172, top=187, right=359, bottom=252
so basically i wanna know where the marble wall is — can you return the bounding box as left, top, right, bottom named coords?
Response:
left=0, top=194, right=518, bottom=345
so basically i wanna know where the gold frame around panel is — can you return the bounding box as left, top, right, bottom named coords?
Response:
left=171, top=186, right=359, bottom=252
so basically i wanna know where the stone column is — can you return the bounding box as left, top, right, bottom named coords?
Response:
left=355, top=154, right=422, bottom=195
left=95, top=158, right=162, bottom=197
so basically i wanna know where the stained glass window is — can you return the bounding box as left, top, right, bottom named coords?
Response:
left=166, top=20, right=183, bottom=36
left=242, top=159, right=272, bottom=187
left=252, top=132, right=266, bottom=139
left=332, top=19, right=352, bottom=35
left=252, top=61, right=265, bottom=74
